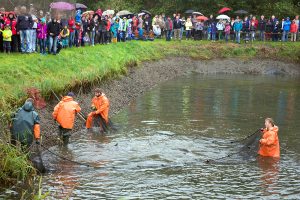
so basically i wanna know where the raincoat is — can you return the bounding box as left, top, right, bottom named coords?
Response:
left=86, top=93, right=110, bottom=128
left=52, top=96, right=81, bottom=129
left=258, top=126, right=280, bottom=158
left=10, top=101, right=40, bottom=146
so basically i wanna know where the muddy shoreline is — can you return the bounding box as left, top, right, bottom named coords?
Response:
left=39, top=57, right=299, bottom=146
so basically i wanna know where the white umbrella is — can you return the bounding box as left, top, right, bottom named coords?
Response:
left=103, top=10, right=115, bottom=16
left=216, top=14, right=230, bottom=20
left=192, top=12, right=203, bottom=16
left=138, top=12, right=145, bottom=17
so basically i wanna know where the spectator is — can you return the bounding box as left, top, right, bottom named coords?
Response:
left=47, top=17, right=61, bottom=55
left=282, top=17, right=291, bottom=42
left=1, top=24, right=12, bottom=53
left=224, top=22, right=231, bottom=43
left=233, top=17, right=243, bottom=44
left=5, top=12, right=18, bottom=52
left=68, top=16, right=75, bottom=47
left=185, top=17, right=193, bottom=40
left=258, top=15, right=266, bottom=41
left=272, top=21, right=280, bottom=42
left=173, top=15, right=181, bottom=41
left=216, top=20, right=224, bottom=40
left=165, top=16, right=173, bottom=41
left=250, top=21, right=256, bottom=42
left=290, top=20, right=298, bottom=42
left=60, top=25, right=70, bottom=48
left=16, top=6, right=33, bottom=53
left=37, top=17, right=47, bottom=54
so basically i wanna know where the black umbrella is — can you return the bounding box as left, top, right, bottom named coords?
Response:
left=141, top=9, right=151, bottom=16
left=185, top=9, right=194, bottom=14
left=234, top=10, right=248, bottom=14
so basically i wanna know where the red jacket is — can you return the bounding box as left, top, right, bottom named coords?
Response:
left=68, top=18, right=75, bottom=33
left=5, top=17, right=17, bottom=35
left=106, top=20, right=111, bottom=31
left=251, top=19, right=258, bottom=28
left=290, top=23, right=298, bottom=33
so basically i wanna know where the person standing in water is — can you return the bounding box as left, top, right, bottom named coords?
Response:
left=52, top=92, right=81, bottom=145
left=86, top=88, right=110, bottom=132
left=258, top=118, right=280, bottom=158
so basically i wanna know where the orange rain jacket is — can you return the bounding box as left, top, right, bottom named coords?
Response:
left=258, top=126, right=280, bottom=158
left=52, top=96, right=81, bottom=129
left=86, top=93, right=110, bottom=129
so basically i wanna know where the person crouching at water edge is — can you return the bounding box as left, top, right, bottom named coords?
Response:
left=258, top=118, right=280, bottom=158
left=10, top=98, right=41, bottom=150
left=52, top=92, right=81, bottom=145
left=86, top=88, right=110, bottom=132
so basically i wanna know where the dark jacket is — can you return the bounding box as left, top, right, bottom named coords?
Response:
left=87, top=19, right=95, bottom=31
left=11, top=101, right=40, bottom=146
left=82, top=19, right=88, bottom=32
left=98, top=19, right=107, bottom=32
left=48, top=20, right=61, bottom=36
left=258, top=19, right=266, bottom=31
left=173, top=19, right=181, bottom=29
left=16, top=14, right=33, bottom=31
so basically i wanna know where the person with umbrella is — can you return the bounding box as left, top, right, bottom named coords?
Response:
left=216, top=19, right=225, bottom=40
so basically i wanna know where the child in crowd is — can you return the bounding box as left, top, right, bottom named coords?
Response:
left=1, top=24, right=12, bottom=53
left=250, top=21, right=256, bottom=42
left=224, top=22, right=231, bottom=43
left=60, top=25, right=70, bottom=48
left=37, top=18, right=47, bottom=54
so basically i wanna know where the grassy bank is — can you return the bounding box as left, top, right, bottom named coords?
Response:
left=0, top=40, right=300, bottom=112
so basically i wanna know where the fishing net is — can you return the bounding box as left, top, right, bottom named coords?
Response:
left=26, top=88, right=46, bottom=109
left=207, top=129, right=261, bottom=164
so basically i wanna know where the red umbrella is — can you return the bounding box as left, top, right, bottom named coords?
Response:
left=197, top=16, right=208, bottom=21
left=218, top=7, right=231, bottom=14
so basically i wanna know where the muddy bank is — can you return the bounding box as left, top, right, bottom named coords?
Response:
left=39, top=58, right=299, bottom=146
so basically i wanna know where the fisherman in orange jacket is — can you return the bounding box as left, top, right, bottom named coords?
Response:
left=52, top=92, right=81, bottom=144
left=86, top=88, right=110, bottom=132
left=258, top=118, right=280, bottom=158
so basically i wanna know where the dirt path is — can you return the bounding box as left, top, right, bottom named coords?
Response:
left=39, top=58, right=300, bottom=146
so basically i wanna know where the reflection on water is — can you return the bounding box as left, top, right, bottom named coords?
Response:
left=38, top=74, right=300, bottom=199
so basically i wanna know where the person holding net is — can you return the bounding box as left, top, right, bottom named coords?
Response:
left=258, top=118, right=280, bottom=158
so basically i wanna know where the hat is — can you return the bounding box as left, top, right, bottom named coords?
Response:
left=67, top=92, right=75, bottom=97
left=41, top=17, right=46, bottom=23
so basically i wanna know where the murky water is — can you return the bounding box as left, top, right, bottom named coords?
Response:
left=33, top=74, right=300, bottom=199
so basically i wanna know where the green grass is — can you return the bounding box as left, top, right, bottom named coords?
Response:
left=0, top=40, right=299, bottom=112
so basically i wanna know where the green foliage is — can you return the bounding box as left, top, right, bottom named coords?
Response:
left=0, top=141, right=34, bottom=184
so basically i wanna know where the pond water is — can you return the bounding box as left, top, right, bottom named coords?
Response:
left=25, top=74, right=300, bottom=199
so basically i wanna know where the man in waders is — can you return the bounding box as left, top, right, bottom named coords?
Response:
left=86, top=88, right=110, bottom=132
left=10, top=98, right=41, bottom=149
left=52, top=92, right=81, bottom=145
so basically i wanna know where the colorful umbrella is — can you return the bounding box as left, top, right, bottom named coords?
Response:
left=218, top=7, right=231, bottom=14
left=197, top=16, right=208, bottom=21
left=50, top=2, right=75, bottom=10
left=75, top=3, right=87, bottom=9
left=216, top=14, right=230, bottom=20
left=192, top=12, right=203, bottom=16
